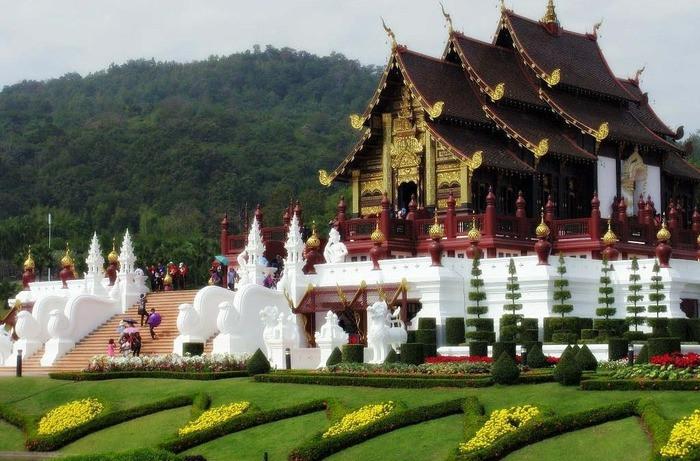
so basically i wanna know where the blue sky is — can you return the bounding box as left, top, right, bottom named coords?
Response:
left=0, top=0, right=697, bottom=136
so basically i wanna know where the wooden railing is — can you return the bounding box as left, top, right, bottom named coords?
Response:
left=554, top=218, right=589, bottom=239
left=345, top=219, right=377, bottom=240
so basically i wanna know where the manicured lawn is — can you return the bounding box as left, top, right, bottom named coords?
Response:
left=0, top=376, right=697, bottom=460
left=325, top=414, right=464, bottom=461
left=185, top=411, right=329, bottom=460
left=502, top=417, right=651, bottom=461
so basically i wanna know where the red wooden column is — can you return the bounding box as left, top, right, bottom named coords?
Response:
left=617, top=197, right=627, bottom=241
left=484, top=186, right=496, bottom=237
left=406, top=194, right=417, bottom=221
left=515, top=191, right=528, bottom=238
left=668, top=199, right=679, bottom=245
left=589, top=192, right=601, bottom=243
left=656, top=217, right=672, bottom=268
left=336, top=196, right=347, bottom=238
left=445, top=192, right=457, bottom=239
left=220, top=213, right=229, bottom=255
left=544, top=195, right=555, bottom=229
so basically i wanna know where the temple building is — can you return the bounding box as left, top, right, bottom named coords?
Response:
left=221, top=1, right=700, bottom=263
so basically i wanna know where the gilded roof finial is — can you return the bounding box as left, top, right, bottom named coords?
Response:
left=592, top=18, right=603, bottom=37
left=381, top=17, right=397, bottom=50
left=500, top=0, right=506, bottom=13
left=440, top=3, right=453, bottom=34
left=633, top=66, right=646, bottom=84
left=23, top=245, right=35, bottom=271
left=542, top=0, right=558, bottom=24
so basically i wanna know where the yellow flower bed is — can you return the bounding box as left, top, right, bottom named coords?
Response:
left=322, top=401, right=394, bottom=439
left=459, top=405, right=540, bottom=453
left=660, top=409, right=700, bottom=458
left=178, top=401, right=250, bottom=436
left=37, top=398, right=104, bottom=436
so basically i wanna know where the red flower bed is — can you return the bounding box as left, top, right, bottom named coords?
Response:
left=424, top=355, right=492, bottom=364
left=546, top=356, right=560, bottom=365
left=650, top=352, right=700, bottom=368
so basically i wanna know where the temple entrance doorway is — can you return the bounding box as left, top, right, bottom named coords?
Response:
left=398, top=181, right=417, bottom=212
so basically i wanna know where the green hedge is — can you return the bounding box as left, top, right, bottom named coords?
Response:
left=341, top=344, right=364, bottom=363
left=160, top=400, right=327, bottom=453
left=49, top=371, right=248, bottom=381
left=469, top=341, right=488, bottom=357
left=551, top=332, right=576, bottom=344
left=407, top=330, right=417, bottom=343
left=400, top=343, right=424, bottom=365
left=416, top=329, right=437, bottom=345
left=623, top=330, right=647, bottom=341
left=581, top=379, right=700, bottom=391
left=593, top=319, right=627, bottom=337
left=667, top=318, right=690, bottom=341
left=688, top=319, right=700, bottom=342
left=647, top=337, right=681, bottom=358
left=60, top=448, right=183, bottom=461
left=446, top=318, right=466, bottom=345
left=454, top=400, right=638, bottom=460
left=543, top=317, right=591, bottom=341
left=182, top=342, right=204, bottom=356
left=608, top=337, right=628, bottom=361
left=466, top=331, right=496, bottom=344
left=491, top=342, right=516, bottom=360
left=26, top=394, right=201, bottom=451
left=255, top=373, right=493, bottom=389
left=423, top=344, right=438, bottom=358
left=418, top=317, right=437, bottom=330
left=580, top=329, right=598, bottom=340
left=290, top=399, right=464, bottom=461
left=466, top=318, right=494, bottom=332
left=520, top=329, right=538, bottom=342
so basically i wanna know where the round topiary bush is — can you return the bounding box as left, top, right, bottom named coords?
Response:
left=469, top=341, right=488, bottom=357
left=575, top=344, right=598, bottom=371
left=384, top=349, right=400, bottom=364
left=608, top=337, right=628, bottom=361
left=341, top=344, right=364, bottom=363
left=635, top=344, right=649, bottom=364
left=445, top=318, right=465, bottom=346
left=418, top=317, right=437, bottom=330
left=554, top=348, right=582, bottom=385
left=400, top=343, right=424, bottom=365
left=647, top=337, right=681, bottom=358
left=492, top=341, right=516, bottom=360
left=247, top=348, right=271, bottom=375
left=491, top=352, right=520, bottom=385
left=526, top=343, right=547, bottom=369
left=326, top=347, right=342, bottom=367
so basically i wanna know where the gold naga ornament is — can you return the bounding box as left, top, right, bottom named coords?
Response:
left=593, top=122, right=609, bottom=142
left=542, top=68, right=561, bottom=87
left=349, top=114, right=365, bottom=130
left=526, top=138, right=549, bottom=158
left=487, top=82, right=506, bottom=102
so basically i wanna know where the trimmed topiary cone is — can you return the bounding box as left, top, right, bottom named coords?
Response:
left=575, top=344, right=598, bottom=371
left=384, top=349, right=400, bottom=364
left=636, top=344, right=649, bottom=364
left=326, top=347, right=342, bottom=367
left=526, top=343, right=548, bottom=369
left=554, top=348, right=582, bottom=386
left=247, top=348, right=271, bottom=375
left=571, top=344, right=581, bottom=356
left=491, top=351, right=521, bottom=385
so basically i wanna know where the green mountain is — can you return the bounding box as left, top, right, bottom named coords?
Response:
left=0, top=45, right=379, bottom=285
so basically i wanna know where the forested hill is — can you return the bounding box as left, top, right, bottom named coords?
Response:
left=0, top=46, right=379, bottom=281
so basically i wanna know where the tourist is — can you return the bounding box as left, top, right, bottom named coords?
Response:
left=154, top=270, right=163, bottom=291
left=263, top=273, right=275, bottom=289
left=120, top=335, right=131, bottom=356
left=137, top=294, right=148, bottom=326
left=147, top=308, right=162, bottom=340
left=227, top=266, right=237, bottom=291
left=179, top=262, right=188, bottom=289
left=131, top=331, right=142, bottom=357
left=168, top=262, right=180, bottom=290
left=106, top=338, right=116, bottom=357
left=116, top=320, right=126, bottom=339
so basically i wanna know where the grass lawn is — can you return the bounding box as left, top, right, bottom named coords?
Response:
left=503, top=417, right=651, bottom=461
left=325, top=414, right=464, bottom=461
left=0, top=419, right=25, bottom=451
left=0, top=377, right=696, bottom=460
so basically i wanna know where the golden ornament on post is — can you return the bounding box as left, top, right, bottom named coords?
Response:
left=602, top=219, right=618, bottom=246
left=23, top=245, right=35, bottom=270
left=467, top=216, right=481, bottom=242
left=107, top=238, right=119, bottom=263
left=656, top=217, right=671, bottom=242
left=306, top=221, right=321, bottom=249
left=428, top=214, right=444, bottom=240
left=371, top=220, right=386, bottom=243
left=535, top=212, right=550, bottom=239
left=60, top=243, right=74, bottom=268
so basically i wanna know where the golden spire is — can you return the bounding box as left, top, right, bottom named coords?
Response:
left=306, top=221, right=321, bottom=249
left=535, top=210, right=550, bottom=238
left=371, top=219, right=386, bottom=243
left=656, top=215, right=671, bottom=242
left=23, top=245, right=35, bottom=271
left=541, top=0, right=558, bottom=24
left=60, top=242, right=74, bottom=268
left=107, top=237, right=119, bottom=264
left=428, top=214, right=445, bottom=240
left=467, top=215, right=481, bottom=242
left=602, top=219, right=618, bottom=246
left=381, top=17, right=397, bottom=50
left=440, top=3, right=453, bottom=34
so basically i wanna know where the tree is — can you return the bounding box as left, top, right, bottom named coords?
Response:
left=501, top=258, right=523, bottom=341
left=552, top=253, right=573, bottom=329
left=466, top=256, right=487, bottom=318
left=626, top=257, right=645, bottom=331
left=647, top=260, right=668, bottom=335
left=595, top=257, right=616, bottom=335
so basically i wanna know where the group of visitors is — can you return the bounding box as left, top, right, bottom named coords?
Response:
left=209, top=253, right=284, bottom=291
left=147, top=262, right=188, bottom=291
left=107, top=294, right=162, bottom=357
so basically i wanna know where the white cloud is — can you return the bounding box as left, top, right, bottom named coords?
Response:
left=0, top=0, right=697, bottom=134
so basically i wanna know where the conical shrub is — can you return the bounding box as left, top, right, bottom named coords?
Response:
left=247, top=348, right=271, bottom=375
left=571, top=344, right=581, bottom=356
left=554, top=348, right=582, bottom=386
left=636, top=344, right=649, bottom=364
left=526, top=343, right=548, bottom=369
left=575, top=344, right=598, bottom=371
left=491, top=351, right=520, bottom=385
left=326, top=347, right=342, bottom=367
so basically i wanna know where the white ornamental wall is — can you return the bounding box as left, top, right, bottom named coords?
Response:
left=644, top=165, right=661, bottom=212
left=597, top=156, right=617, bottom=219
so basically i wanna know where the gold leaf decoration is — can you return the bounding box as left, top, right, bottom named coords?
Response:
left=531, top=138, right=549, bottom=158
left=543, top=68, right=561, bottom=87
left=470, top=150, right=483, bottom=170
left=488, top=83, right=505, bottom=102
left=349, top=114, right=365, bottom=130
left=319, top=169, right=333, bottom=187
left=594, top=122, right=609, bottom=142
left=427, top=101, right=444, bottom=119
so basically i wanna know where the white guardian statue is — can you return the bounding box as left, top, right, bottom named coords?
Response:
left=366, top=300, right=407, bottom=364
left=323, top=227, right=348, bottom=264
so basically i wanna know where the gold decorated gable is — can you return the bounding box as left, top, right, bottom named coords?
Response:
left=437, top=170, right=460, bottom=187
left=390, top=87, right=424, bottom=185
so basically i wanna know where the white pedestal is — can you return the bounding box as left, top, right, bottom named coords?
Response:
left=5, top=339, right=42, bottom=366
left=173, top=334, right=205, bottom=355
left=41, top=338, right=75, bottom=366
left=316, top=338, right=347, bottom=368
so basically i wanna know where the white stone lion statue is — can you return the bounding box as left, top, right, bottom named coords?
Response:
left=366, top=300, right=407, bottom=364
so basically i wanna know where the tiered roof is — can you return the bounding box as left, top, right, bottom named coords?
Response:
left=320, top=2, right=689, bottom=186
